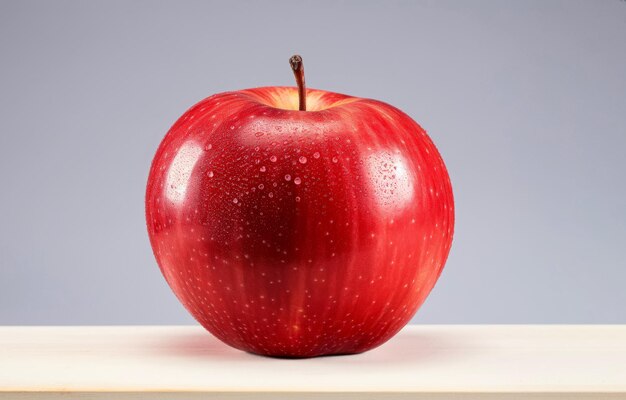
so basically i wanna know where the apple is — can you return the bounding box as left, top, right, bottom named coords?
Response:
left=145, top=55, right=454, bottom=357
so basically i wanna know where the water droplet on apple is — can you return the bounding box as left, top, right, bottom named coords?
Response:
left=207, top=171, right=214, bottom=178
left=332, top=157, right=338, bottom=163
left=284, top=174, right=291, bottom=181
left=268, top=192, right=274, bottom=198
left=260, top=166, right=266, bottom=172
left=233, top=198, right=238, bottom=204
left=294, top=177, right=302, bottom=185
left=258, top=184, right=264, bottom=190
left=299, top=156, right=307, bottom=164
left=270, top=155, right=277, bottom=162
left=313, top=152, right=320, bottom=159
left=295, top=196, right=301, bottom=202
left=205, top=144, right=212, bottom=150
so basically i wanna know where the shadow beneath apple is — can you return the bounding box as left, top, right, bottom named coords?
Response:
left=152, top=328, right=251, bottom=361
left=342, top=330, right=457, bottom=366
left=153, top=327, right=460, bottom=367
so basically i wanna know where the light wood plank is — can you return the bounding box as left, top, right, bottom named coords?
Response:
left=1, top=325, right=625, bottom=399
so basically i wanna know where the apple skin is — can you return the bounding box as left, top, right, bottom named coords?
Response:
left=145, top=87, right=454, bottom=357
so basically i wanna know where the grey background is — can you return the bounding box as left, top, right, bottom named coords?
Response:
left=1, top=0, right=625, bottom=325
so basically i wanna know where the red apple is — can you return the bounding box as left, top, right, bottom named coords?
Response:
left=145, top=56, right=454, bottom=357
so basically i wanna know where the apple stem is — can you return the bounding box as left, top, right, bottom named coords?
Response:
left=289, top=55, right=306, bottom=111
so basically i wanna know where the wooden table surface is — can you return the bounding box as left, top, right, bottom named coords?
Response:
left=1, top=325, right=625, bottom=399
